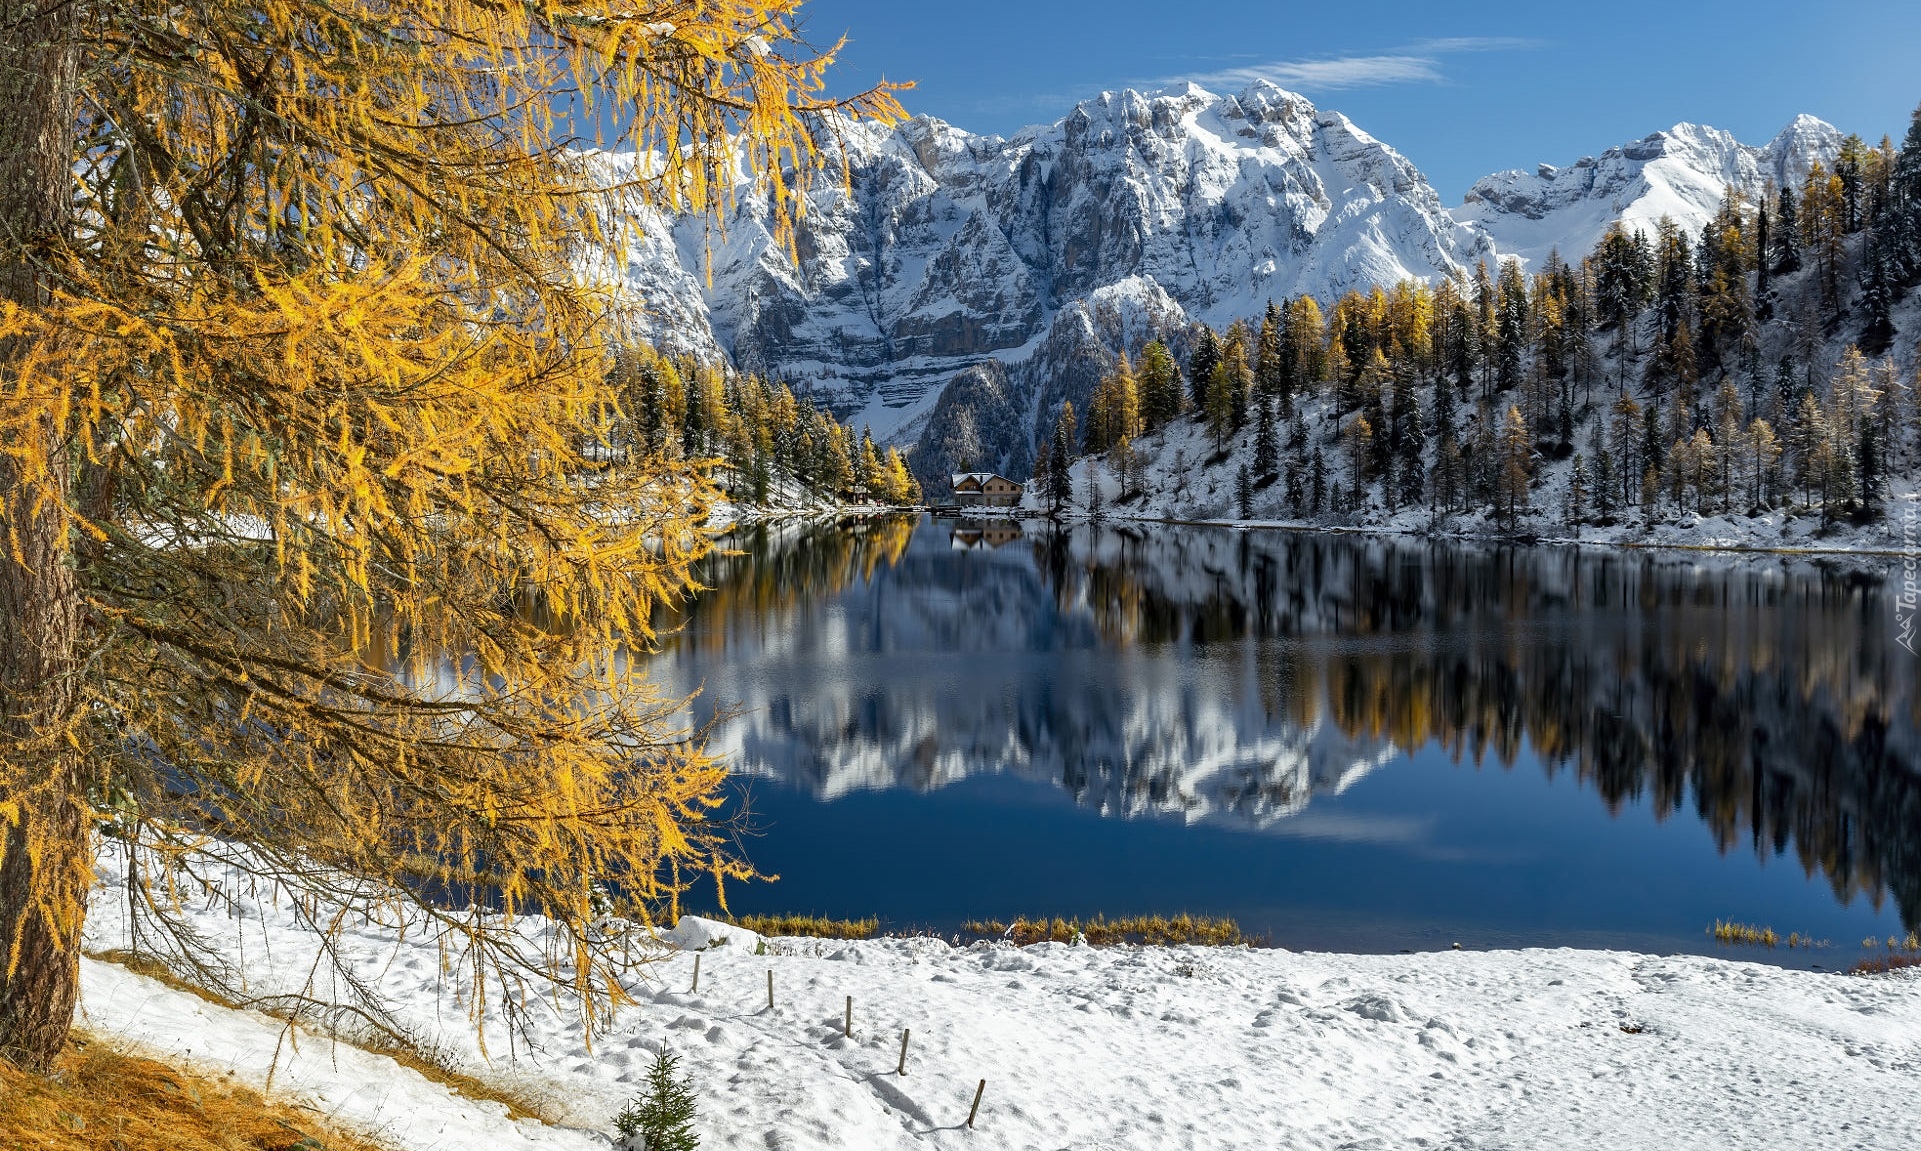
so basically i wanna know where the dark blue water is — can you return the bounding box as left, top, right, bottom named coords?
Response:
left=651, top=515, right=1920, bottom=961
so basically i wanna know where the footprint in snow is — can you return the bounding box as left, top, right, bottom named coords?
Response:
left=1343, top=994, right=1409, bottom=1024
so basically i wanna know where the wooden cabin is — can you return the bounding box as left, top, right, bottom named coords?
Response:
left=950, top=472, right=1024, bottom=508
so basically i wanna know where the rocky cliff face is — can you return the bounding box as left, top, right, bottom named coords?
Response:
left=608, top=81, right=1495, bottom=460
left=1455, top=115, right=1842, bottom=269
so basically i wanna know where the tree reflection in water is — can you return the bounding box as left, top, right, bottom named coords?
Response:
left=658, top=515, right=1920, bottom=931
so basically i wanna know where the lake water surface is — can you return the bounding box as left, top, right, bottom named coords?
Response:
left=650, top=514, right=1920, bottom=961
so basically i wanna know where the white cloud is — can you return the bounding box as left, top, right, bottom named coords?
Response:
left=1181, top=36, right=1541, bottom=94
left=1403, top=36, right=1545, bottom=54
left=1195, top=55, right=1444, bottom=92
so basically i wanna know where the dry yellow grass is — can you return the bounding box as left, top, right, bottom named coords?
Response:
left=87, top=950, right=555, bottom=1124
left=727, top=914, right=880, bottom=939
left=0, top=1034, right=387, bottom=1151
left=1709, top=921, right=1833, bottom=949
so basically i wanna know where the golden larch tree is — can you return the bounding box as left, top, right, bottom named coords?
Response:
left=0, top=0, right=901, bottom=1070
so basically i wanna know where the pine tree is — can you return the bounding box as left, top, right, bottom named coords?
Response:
left=1773, top=182, right=1802, bottom=274
left=616, top=1050, right=701, bottom=1151
left=1048, top=402, right=1077, bottom=516
left=1310, top=447, right=1328, bottom=515
left=1747, top=419, right=1781, bottom=509
left=1221, top=322, right=1254, bottom=428
left=1613, top=393, right=1644, bottom=507
left=1189, top=328, right=1221, bottom=413
left=1288, top=296, right=1329, bottom=393
left=1568, top=453, right=1590, bottom=527
left=1346, top=413, right=1374, bottom=503
left=1236, top=464, right=1254, bottom=519
left=1257, top=301, right=1287, bottom=402
left=1436, top=434, right=1465, bottom=518
left=1594, top=443, right=1617, bottom=521
left=1496, top=405, right=1532, bottom=529
left=1755, top=185, right=1772, bottom=307
left=1887, top=102, right=1921, bottom=290
left=1494, top=260, right=1529, bottom=394
left=1254, top=397, right=1279, bottom=480
left=1206, top=359, right=1236, bottom=455
left=1138, top=340, right=1183, bottom=430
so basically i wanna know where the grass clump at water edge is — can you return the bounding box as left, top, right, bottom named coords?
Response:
left=1708, top=920, right=1830, bottom=949
left=725, top=914, right=880, bottom=939
left=963, top=914, right=1245, bottom=947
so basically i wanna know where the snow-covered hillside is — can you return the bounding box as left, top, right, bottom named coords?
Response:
left=80, top=854, right=1921, bottom=1151
left=1457, top=116, right=1842, bottom=269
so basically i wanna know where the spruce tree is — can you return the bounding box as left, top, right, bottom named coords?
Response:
left=1139, top=340, right=1183, bottom=430
left=1236, top=464, right=1253, bottom=519
left=616, top=1050, right=701, bottom=1151
left=1189, top=328, right=1221, bottom=413
left=1773, top=183, right=1801, bottom=274
left=1254, top=398, right=1279, bottom=479
left=1889, top=102, right=1921, bottom=290
left=1048, top=402, right=1077, bottom=515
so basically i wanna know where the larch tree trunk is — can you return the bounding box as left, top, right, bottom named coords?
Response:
left=0, top=0, right=88, bottom=1073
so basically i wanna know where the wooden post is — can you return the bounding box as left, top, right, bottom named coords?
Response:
left=766, top=969, right=774, bottom=1011
left=690, top=953, right=700, bottom=994
left=967, top=1079, right=986, bottom=1129
left=843, top=995, right=852, bottom=1038
left=896, top=1028, right=910, bottom=1076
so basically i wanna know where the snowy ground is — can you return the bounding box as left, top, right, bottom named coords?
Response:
left=78, top=856, right=1921, bottom=1151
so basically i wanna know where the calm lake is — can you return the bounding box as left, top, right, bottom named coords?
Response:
left=650, top=514, right=1920, bottom=961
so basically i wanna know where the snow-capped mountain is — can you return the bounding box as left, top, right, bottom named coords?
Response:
left=606, top=81, right=1495, bottom=448
left=1455, top=115, right=1842, bottom=269
left=599, top=86, right=1845, bottom=481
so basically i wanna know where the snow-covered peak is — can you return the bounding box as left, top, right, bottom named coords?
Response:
left=1455, top=115, right=1842, bottom=269
left=604, top=79, right=1491, bottom=450
left=1761, top=113, right=1845, bottom=186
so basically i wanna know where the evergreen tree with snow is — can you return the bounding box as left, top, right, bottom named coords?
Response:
left=1396, top=393, right=1427, bottom=509
left=1889, top=103, right=1921, bottom=290
left=1236, top=464, right=1253, bottom=519
left=1189, top=327, right=1220, bottom=413
left=1567, top=453, right=1590, bottom=527
left=1773, top=183, right=1802, bottom=274
left=1047, top=402, right=1076, bottom=516
left=615, top=1050, right=701, bottom=1151
left=1254, top=397, right=1279, bottom=480
left=1139, top=340, right=1184, bottom=430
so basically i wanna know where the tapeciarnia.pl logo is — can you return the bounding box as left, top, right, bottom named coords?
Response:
left=1899, top=503, right=1918, bottom=655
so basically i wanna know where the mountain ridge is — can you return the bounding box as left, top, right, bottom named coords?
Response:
left=595, top=83, right=1843, bottom=481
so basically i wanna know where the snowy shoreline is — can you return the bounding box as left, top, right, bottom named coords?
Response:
left=945, top=502, right=1920, bottom=572
left=77, top=853, right=1921, bottom=1151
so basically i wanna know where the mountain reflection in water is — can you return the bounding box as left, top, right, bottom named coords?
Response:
left=652, top=514, right=1920, bottom=940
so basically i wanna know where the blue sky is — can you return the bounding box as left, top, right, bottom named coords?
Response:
left=796, top=0, right=1921, bottom=200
